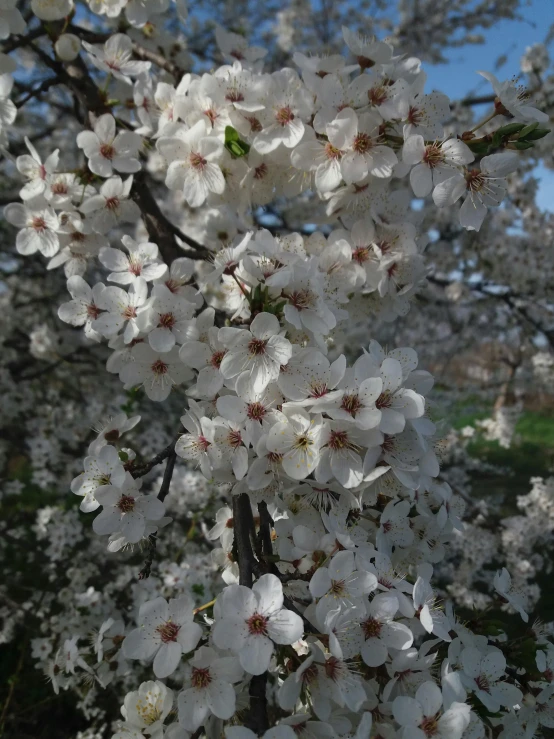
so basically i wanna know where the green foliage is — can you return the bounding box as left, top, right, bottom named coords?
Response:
left=224, top=126, right=251, bottom=158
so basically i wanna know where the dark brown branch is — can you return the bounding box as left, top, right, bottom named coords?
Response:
left=137, top=445, right=178, bottom=579
left=1, top=26, right=45, bottom=53
left=130, top=432, right=180, bottom=478
left=16, top=77, right=59, bottom=108
left=138, top=534, right=158, bottom=580
left=30, top=43, right=110, bottom=119
left=257, top=501, right=274, bottom=562
left=458, top=94, right=496, bottom=107
left=129, top=43, right=184, bottom=82
left=158, top=448, right=177, bottom=503
left=247, top=674, right=269, bottom=735
left=232, top=493, right=270, bottom=734
left=233, top=492, right=257, bottom=587
left=130, top=172, right=210, bottom=263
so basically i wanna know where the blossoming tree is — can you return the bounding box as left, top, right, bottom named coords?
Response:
left=1, top=0, right=554, bottom=738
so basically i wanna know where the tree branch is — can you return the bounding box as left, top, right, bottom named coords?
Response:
left=130, top=432, right=180, bottom=479
left=232, top=493, right=270, bottom=733
left=16, top=77, right=60, bottom=108
left=1, top=26, right=45, bottom=53
left=233, top=493, right=257, bottom=587
left=158, top=447, right=177, bottom=503
left=130, top=172, right=211, bottom=263
left=137, top=445, right=178, bottom=579
left=30, top=43, right=110, bottom=120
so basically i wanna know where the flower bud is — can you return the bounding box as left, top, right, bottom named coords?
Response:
left=55, top=34, right=81, bottom=61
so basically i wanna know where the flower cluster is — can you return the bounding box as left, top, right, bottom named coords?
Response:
left=3, top=7, right=553, bottom=739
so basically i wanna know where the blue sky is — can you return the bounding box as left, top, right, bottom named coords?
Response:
left=423, top=0, right=554, bottom=211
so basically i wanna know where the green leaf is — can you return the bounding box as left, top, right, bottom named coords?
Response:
left=225, top=125, right=240, bottom=142
left=224, top=125, right=250, bottom=158
left=467, top=140, right=490, bottom=155
left=513, top=141, right=535, bottom=150
left=118, top=450, right=129, bottom=462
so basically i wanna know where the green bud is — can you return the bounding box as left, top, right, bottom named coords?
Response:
left=518, top=121, right=539, bottom=138
left=524, top=128, right=550, bottom=141
left=495, top=122, right=526, bottom=136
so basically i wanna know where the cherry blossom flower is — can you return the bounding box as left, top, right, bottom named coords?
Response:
left=80, top=176, right=141, bottom=234
left=99, top=235, right=167, bottom=285
left=93, top=277, right=150, bottom=343
left=309, top=549, right=378, bottom=622
left=392, top=681, right=471, bottom=739
left=253, top=69, right=313, bottom=154
left=123, top=595, right=202, bottom=678
left=291, top=130, right=345, bottom=193
left=266, top=406, right=326, bottom=480
left=140, top=284, right=196, bottom=353
left=89, top=412, right=141, bottom=456
left=460, top=646, right=523, bottom=713
left=212, top=417, right=250, bottom=480
left=157, top=119, right=225, bottom=207
left=282, top=261, right=337, bottom=336
left=403, top=135, right=474, bottom=198
left=278, top=349, right=345, bottom=404
left=478, top=70, right=549, bottom=123
left=119, top=680, right=173, bottom=737
left=327, top=108, right=397, bottom=183
left=217, top=380, right=282, bottom=448
left=352, top=592, right=413, bottom=666
left=4, top=199, right=60, bottom=257
left=77, top=114, right=142, bottom=178
left=0, top=73, right=16, bottom=137
left=218, top=312, right=293, bottom=393
left=93, top=472, right=166, bottom=543
left=315, top=421, right=367, bottom=488
left=215, top=25, right=267, bottom=67
left=120, top=344, right=192, bottom=401
left=213, top=574, right=304, bottom=674
left=70, top=444, right=126, bottom=512
left=412, top=576, right=452, bottom=642
left=493, top=567, right=529, bottom=622
left=31, top=0, right=73, bottom=21
left=399, top=74, right=450, bottom=140
left=83, top=34, right=151, bottom=83
left=16, top=137, right=59, bottom=201
left=179, top=310, right=228, bottom=398
left=177, top=646, right=243, bottom=730
left=57, top=275, right=105, bottom=342
left=342, top=26, right=393, bottom=68
left=433, top=153, right=519, bottom=231
left=44, top=173, right=95, bottom=209
left=175, top=404, right=221, bottom=478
